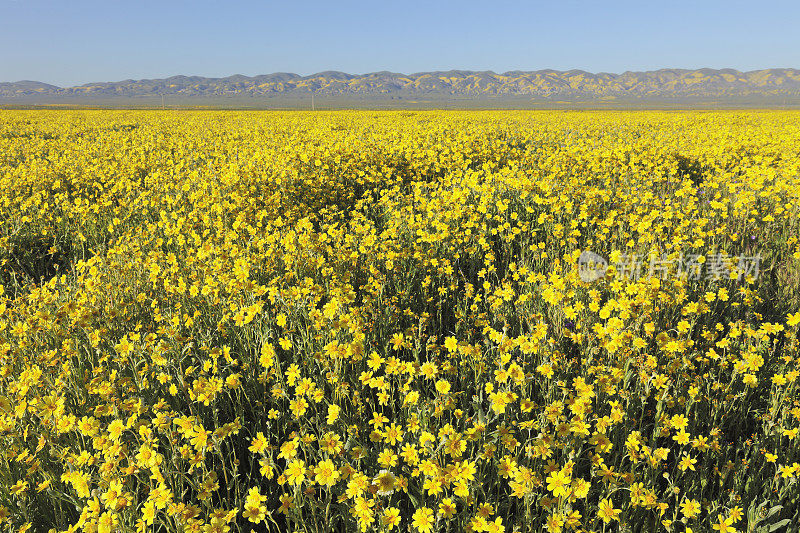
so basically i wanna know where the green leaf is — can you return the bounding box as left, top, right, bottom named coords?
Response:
left=768, top=519, right=791, bottom=532
left=765, top=506, right=783, bottom=520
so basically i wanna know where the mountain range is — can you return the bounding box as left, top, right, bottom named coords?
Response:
left=3, top=69, right=800, bottom=103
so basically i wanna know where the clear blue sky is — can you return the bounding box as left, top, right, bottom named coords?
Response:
left=2, top=0, right=799, bottom=86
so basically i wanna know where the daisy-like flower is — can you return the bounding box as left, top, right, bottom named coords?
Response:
left=412, top=507, right=434, bottom=533
left=314, top=459, right=340, bottom=486
left=373, top=470, right=396, bottom=496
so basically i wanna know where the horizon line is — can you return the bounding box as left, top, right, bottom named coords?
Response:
left=4, top=66, right=799, bottom=89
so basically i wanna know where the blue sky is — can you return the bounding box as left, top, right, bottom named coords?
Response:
left=2, top=0, right=799, bottom=86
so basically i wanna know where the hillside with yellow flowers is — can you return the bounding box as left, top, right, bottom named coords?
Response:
left=3, top=69, right=800, bottom=106
left=1, top=110, right=800, bottom=533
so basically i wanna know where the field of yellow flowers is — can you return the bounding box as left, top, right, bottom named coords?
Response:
left=1, top=110, right=800, bottom=533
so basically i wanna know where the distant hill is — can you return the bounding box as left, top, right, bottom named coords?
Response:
left=3, top=69, right=800, bottom=105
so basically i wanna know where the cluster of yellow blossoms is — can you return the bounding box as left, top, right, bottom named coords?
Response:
left=1, top=110, right=799, bottom=532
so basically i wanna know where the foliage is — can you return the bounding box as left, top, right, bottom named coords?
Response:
left=1, top=110, right=799, bottom=533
